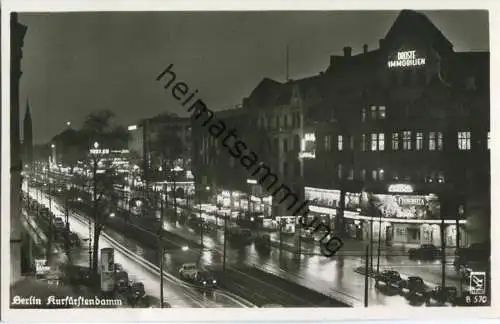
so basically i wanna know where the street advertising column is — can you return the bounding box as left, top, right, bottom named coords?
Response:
left=100, top=248, right=115, bottom=292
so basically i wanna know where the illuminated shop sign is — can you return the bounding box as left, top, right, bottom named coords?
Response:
left=388, top=183, right=414, bottom=193
left=299, top=133, right=316, bottom=159
left=89, top=148, right=110, bottom=155
left=387, top=50, right=425, bottom=68
left=397, top=196, right=426, bottom=206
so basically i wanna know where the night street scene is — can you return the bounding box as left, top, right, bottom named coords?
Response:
left=9, top=9, right=490, bottom=310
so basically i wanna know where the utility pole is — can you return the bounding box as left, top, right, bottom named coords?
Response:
left=223, top=211, right=228, bottom=271
left=440, top=203, right=446, bottom=288
left=159, top=184, right=165, bottom=308
left=47, top=180, right=53, bottom=262
left=376, top=210, right=383, bottom=273
left=369, top=218, right=374, bottom=272
left=364, top=245, right=369, bottom=307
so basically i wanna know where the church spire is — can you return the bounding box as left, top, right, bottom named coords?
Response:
left=24, top=98, right=31, bottom=121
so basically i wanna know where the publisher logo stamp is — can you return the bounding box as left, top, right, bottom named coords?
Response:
left=469, top=271, right=486, bottom=295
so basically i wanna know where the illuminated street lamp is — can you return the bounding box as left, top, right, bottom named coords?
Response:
left=66, top=121, right=71, bottom=127
left=93, top=142, right=99, bottom=149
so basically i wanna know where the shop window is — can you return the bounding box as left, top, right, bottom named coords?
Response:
left=437, top=132, right=443, bottom=151
left=457, top=131, right=471, bottom=150
left=324, top=135, right=332, bottom=151
left=392, top=133, right=399, bottom=150
left=403, top=131, right=412, bottom=150
left=283, top=138, right=288, bottom=153
left=370, top=106, right=377, bottom=119
left=416, top=132, right=423, bottom=150
left=338, top=135, right=344, bottom=151
left=361, top=134, right=367, bottom=151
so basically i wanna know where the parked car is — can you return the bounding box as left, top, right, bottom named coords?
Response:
left=115, top=271, right=129, bottom=291
left=408, top=244, right=440, bottom=260
left=179, top=263, right=199, bottom=281
left=255, top=234, right=271, bottom=252
left=194, top=270, right=217, bottom=290
left=400, top=276, right=426, bottom=293
left=426, top=286, right=457, bottom=306
left=375, top=270, right=404, bottom=289
left=130, top=282, right=146, bottom=299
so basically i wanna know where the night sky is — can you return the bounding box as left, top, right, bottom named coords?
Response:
left=18, top=10, right=489, bottom=144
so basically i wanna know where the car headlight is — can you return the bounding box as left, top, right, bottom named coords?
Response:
left=203, top=281, right=207, bottom=285
left=212, top=280, right=216, bottom=284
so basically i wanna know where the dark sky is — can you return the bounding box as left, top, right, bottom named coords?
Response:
left=18, top=10, right=489, bottom=144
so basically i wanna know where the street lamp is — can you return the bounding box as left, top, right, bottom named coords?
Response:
left=159, top=245, right=190, bottom=308
left=66, top=121, right=71, bottom=127
left=65, top=183, right=71, bottom=258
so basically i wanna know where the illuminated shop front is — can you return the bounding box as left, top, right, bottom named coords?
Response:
left=215, top=189, right=272, bottom=217
left=304, top=186, right=339, bottom=229
left=302, top=183, right=468, bottom=246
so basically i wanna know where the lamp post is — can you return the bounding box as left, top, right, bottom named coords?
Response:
left=171, top=166, right=183, bottom=224
left=47, top=178, right=54, bottom=262
left=65, top=183, right=71, bottom=258
left=376, top=209, right=383, bottom=273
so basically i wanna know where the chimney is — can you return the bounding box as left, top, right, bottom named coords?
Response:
left=379, top=38, right=384, bottom=49
left=363, top=44, right=368, bottom=53
left=343, top=46, right=352, bottom=57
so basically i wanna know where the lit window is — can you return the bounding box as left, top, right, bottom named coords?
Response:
left=429, top=132, right=436, bottom=151
left=437, top=171, right=445, bottom=183
left=416, top=132, right=423, bottom=150
left=392, top=133, right=399, bottom=150
left=457, top=131, right=471, bottom=150
left=338, top=164, right=343, bottom=179
left=371, top=106, right=377, bottom=119
left=403, top=131, right=412, bottom=150
left=379, top=169, right=384, bottom=181
left=361, top=169, right=366, bottom=180
left=379, top=106, right=386, bottom=119
left=378, top=133, right=385, bottom=151
left=338, top=135, right=343, bottom=151
left=361, top=134, right=366, bottom=151
left=371, top=133, right=378, bottom=151
left=348, top=168, right=354, bottom=180
left=362, top=108, right=366, bottom=122
left=437, top=132, right=443, bottom=151
left=372, top=170, right=377, bottom=180
left=324, top=135, right=331, bottom=151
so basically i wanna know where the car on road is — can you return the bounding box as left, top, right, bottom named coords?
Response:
left=69, top=232, right=80, bottom=247
left=130, top=281, right=146, bottom=299
left=194, top=270, right=217, bottom=290
left=179, top=263, right=199, bottom=281
left=54, top=217, right=65, bottom=229
left=375, top=270, right=404, bottom=289
left=255, top=234, right=271, bottom=252
left=400, top=276, right=427, bottom=299
left=408, top=244, right=440, bottom=260
left=425, top=286, right=457, bottom=306
left=115, top=271, right=129, bottom=291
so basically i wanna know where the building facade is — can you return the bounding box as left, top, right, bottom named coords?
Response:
left=190, top=10, right=489, bottom=247
left=301, top=10, right=489, bottom=246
